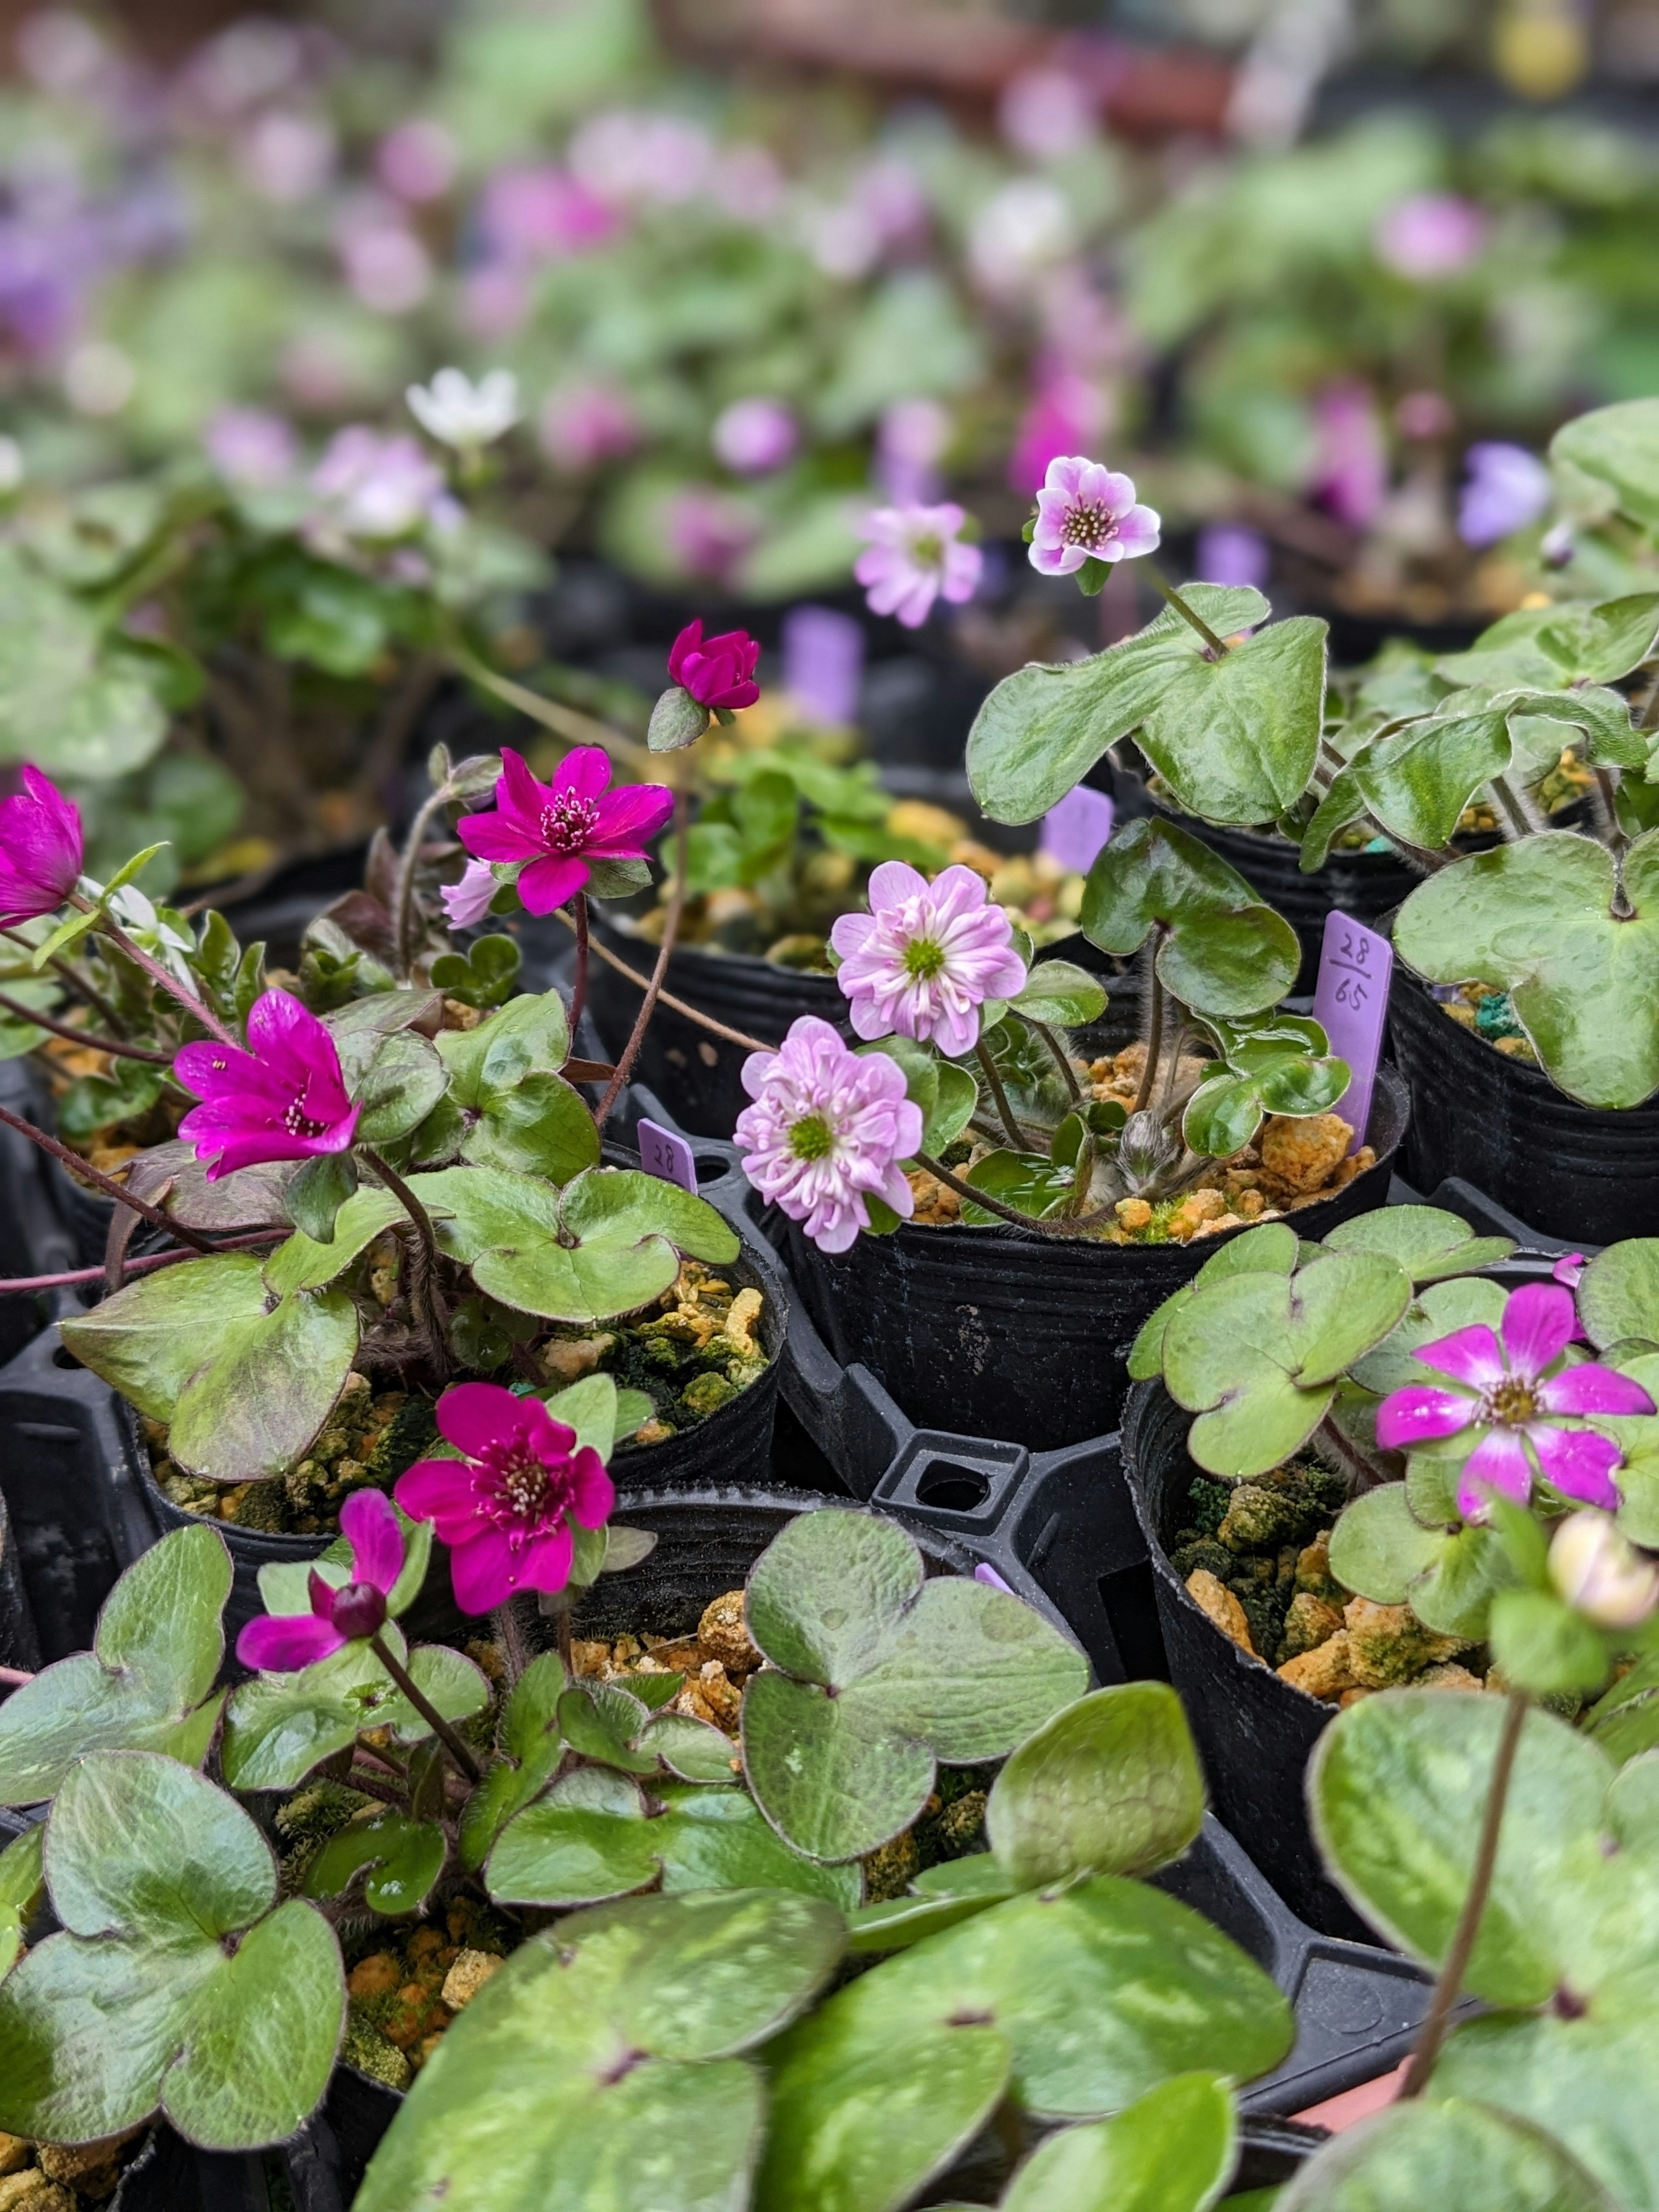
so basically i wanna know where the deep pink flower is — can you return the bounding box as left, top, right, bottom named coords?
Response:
left=1313, top=384, right=1388, bottom=530
left=396, top=1383, right=615, bottom=1613
left=175, top=988, right=359, bottom=1181
left=831, top=861, right=1027, bottom=1058
left=735, top=1016, right=922, bottom=1255
left=667, top=619, right=761, bottom=711
left=1008, top=372, right=1107, bottom=500
left=1375, top=1282, right=1654, bottom=1521
left=1028, top=457, right=1160, bottom=577
left=236, top=1489, right=404, bottom=1672
left=0, top=767, right=83, bottom=927
left=855, top=503, right=982, bottom=629
left=442, top=858, right=499, bottom=928
left=455, top=746, right=674, bottom=916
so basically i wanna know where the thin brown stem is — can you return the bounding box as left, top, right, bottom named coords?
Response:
left=1028, top=1018, right=1083, bottom=1104
left=395, top=785, right=453, bottom=979
left=595, top=791, right=689, bottom=1128
left=0, top=1227, right=285, bottom=1295
left=454, top=652, right=650, bottom=770
left=552, top=909, right=774, bottom=1052
left=359, top=1148, right=450, bottom=1373
left=90, top=914, right=239, bottom=1049
left=556, top=1606, right=573, bottom=1673
left=342, top=1766, right=408, bottom=1811
left=0, top=991, right=172, bottom=1065
left=0, top=1101, right=215, bottom=1251
left=1133, top=964, right=1165, bottom=1116
left=1149, top=568, right=1228, bottom=655
left=975, top=1040, right=1026, bottom=1150
left=369, top=1632, right=483, bottom=1784
left=1398, top=1689, right=1528, bottom=2101
left=569, top=892, right=589, bottom=1035
left=0, top=931, right=127, bottom=1034
left=0, top=1664, right=33, bottom=1688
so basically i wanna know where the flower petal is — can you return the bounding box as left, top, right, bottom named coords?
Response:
left=569, top=1447, right=615, bottom=1528
left=457, top=809, right=539, bottom=864
left=1375, top=1384, right=1478, bottom=1450
left=1500, top=1283, right=1577, bottom=1381
left=342, top=1487, right=405, bottom=1595
left=449, top=1529, right=517, bottom=1615
left=1529, top=1424, right=1623, bottom=1510
left=554, top=745, right=612, bottom=804
left=236, top=1612, right=345, bottom=1673
left=517, top=1522, right=575, bottom=1597
left=517, top=853, right=591, bottom=915
left=1414, top=1323, right=1505, bottom=1391
left=1456, top=1427, right=1535, bottom=1519
left=1537, top=1363, right=1657, bottom=1417
left=434, top=1380, right=520, bottom=1459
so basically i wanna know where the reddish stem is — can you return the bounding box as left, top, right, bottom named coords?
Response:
left=0, top=1102, right=215, bottom=1253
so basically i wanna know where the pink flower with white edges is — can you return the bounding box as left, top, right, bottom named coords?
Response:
left=854, top=503, right=982, bottom=629
left=442, top=858, right=499, bottom=928
left=1028, top=456, right=1160, bottom=577
left=831, top=861, right=1027, bottom=1058
left=736, top=1017, right=923, bottom=1255
left=1375, top=1282, right=1654, bottom=1522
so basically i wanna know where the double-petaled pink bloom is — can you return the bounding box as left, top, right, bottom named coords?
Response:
left=176, top=988, right=359, bottom=1181
left=855, top=503, right=982, bottom=629
left=831, top=861, right=1026, bottom=1058
left=456, top=746, right=674, bottom=916
left=1376, top=1282, right=1654, bottom=1521
left=736, top=1017, right=923, bottom=1255
left=237, top=1488, right=404, bottom=1672
left=667, top=618, right=761, bottom=710
left=396, top=1382, right=615, bottom=1613
left=0, top=767, right=83, bottom=927
left=1028, top=457, right=1160, bottom=578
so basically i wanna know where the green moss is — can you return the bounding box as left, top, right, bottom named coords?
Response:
left=1187, top=1478, right=1233, bottom=1539
left=343, top=2008, right=411, bottom=2092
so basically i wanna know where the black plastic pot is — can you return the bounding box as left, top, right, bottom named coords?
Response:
left=1389, top=964, right=1659, bottom=1245
left=0, top=1481, right=40, bottom=1680
left=1122, top=1378, right=1367, bottom=1941
left=770, top=1063, right=1408, bottom=1452
left=0, top=1059, right=84, bottom=1340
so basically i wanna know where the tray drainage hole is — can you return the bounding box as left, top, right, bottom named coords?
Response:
left=916, top=1463, right=991, bottom=1513
left=694, top=1155, right=730, bottom=1185
left=51, top=1344, right=82, bottom=1371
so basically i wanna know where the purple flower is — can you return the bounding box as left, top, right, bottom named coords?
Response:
left=712, top=397, right=798, bottom=476
left=830, top=861, right=1027, bottom=1057
left=667, top=619, right=761, bottom=711
left=1458, top=443, right=1552, bottom=548
left=175, top=988, right=359, bottom=1181
left=1313, top=384, right=1388, bottom=530
left=480, top=165, right=619, bottom=265
left=735, top=1016, right=923, bottom=1255
left=396, top=1383, right=615, bottom=1614
left=855, top=503, right=983, bottom=629
left=236, top=1490, right=404, bottom=1672
left=1028, top=457, right=1160, bottom=577
left=782, top=604, right=864, bottom=728
left=0, top=767, right=83, bottom=927
left=1375, top=1283, right=1654, bottom=1521
left=442, top=858, right=499, bottom=928
left=308, top=426, right=445, bottom=544
left=456, top=746, right=674, bottom=916
left=204, top=406, right=296, bottom=489
left=1195, top=523, right=1271, bottom=591
left=1375, top=192, right=1487, bottom=281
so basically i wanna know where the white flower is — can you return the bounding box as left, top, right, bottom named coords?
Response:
left=407, top=367, right=522, bottom=453
left=1549, top=1510, right=1659, bottom=1631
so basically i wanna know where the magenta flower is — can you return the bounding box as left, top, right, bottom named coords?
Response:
left=175, top=988, right=359, bottom=1182
left=667, top=619, right=761, bottom=711
left=1458, top=443, right=1551, bottom=548
left=735, top=1016, right=923, bottom=1255
left=456, top=746, right=674, bottom=916
left=1375, top=1283, right=1654, bottom=1521
left=396, top=1383, right=615, bottom=1614
left=0, top=767, right=83, bottom=928
left=1028, top=457, right=1160, bottom=578
left=855, top=502, right=982, bottom=628
left=442, top=858, right=499, bottom=928
left=1313, top=384, right=1388, bottom=530
left=831, top=861, right=1027, bottom=1058
left=236, top=1489, right=404, bottom=1672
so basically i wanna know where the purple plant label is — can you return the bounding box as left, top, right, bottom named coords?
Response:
left=973, top=1561, right=1017, bottom=1595
left=1040, top=785, right=1114, bottom=874
left=782, top=604, right=864, bottom=728
left=637, top=1117, right=698, bottom=1195
left=1312, top=911, right=1394, bottom=1154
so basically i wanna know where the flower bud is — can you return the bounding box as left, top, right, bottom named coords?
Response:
left=1548, top=1510, right=1659, bottom=1631
left=1119, top=1110, right=1177, bottom=1191
left=329, top=1580, right=389, bottom=1642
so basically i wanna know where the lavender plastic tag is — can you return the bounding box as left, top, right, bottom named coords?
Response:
left=782, top=604, right=864, bottom=728
left=637, top=1117, right=697, bottom=1195
left=1312, top=911, right=1394, bottom=1154
left=1040, top=786, right=1114, bottom=874
left=973, top=1561, right=1016, bottom=1595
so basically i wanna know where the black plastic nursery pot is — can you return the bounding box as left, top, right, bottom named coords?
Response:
left=0, top=1481, right=40, bottom=1679
left=1389, top=963, right=1659, bottom=1245
left=772, top=1063, right=1409, bottom=1453
left=1122, top=1377, right=1369, bottom=1942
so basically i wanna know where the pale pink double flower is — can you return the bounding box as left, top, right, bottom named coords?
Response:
left=735, top=1017, right=922, bottom=1255
left=831, top=861, right=1026, bottom=1059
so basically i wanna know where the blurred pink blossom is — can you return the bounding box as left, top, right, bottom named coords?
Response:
left=856, top=502, right=982, bottom=626
left=1375, top=193, right=1488, bottom=280
left=1313, top=383, right=1388, bottom=529
left=1008, top=370, right=1109, bottom=499
left=708, top=144, right=786, bottom=223
left=204, top=405, right=296, bottom=488
left=877, top=398, right=950, bottom=504
left=308, top=426, right=445, bottom=544
left=1395, top=389, right=1456, bottom=440
left=236, top=110, right=335, bottom=203
left=998, top=69, right=1098, bottom=159
left=337, top=215, right=431, bottom=314
left=712, top=396, right=798, bottom=475
left=480, top=166, right=618, bottom=265
left=568, top=110, right=712, bottom=206
left=376, top=118, right=458, bottom=203
left=664, top=486, right=758, bottom=582
left=459, top=267, right=529, bottom=343
left=537, top=383, right=639, bottom=475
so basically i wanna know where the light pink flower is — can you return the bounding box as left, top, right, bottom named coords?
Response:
left=1028, top=456, right=1160, bottom=576
left=735, top=1017, right=922, bottom=1255
left=663, top=487, right=757, bottom=583
left=442, top=858, right=499, bottom=928
left=1375, top=1282, right=1654, bottom=1521
left=480, top=166, right=619, bottom=264
left=855, top=503, right=982, bottom=629
left=1375, top=192, right=1487, bottom=280
left=376, top=118, right=458, bottom=204
left=830, top=861, right=1027, bottom=1057
left=538, top=384, right=639, bottom=475
left=308, top=427, right=445, bottom=543
left=204, top=406, right=296, bottom=489
left=712, top=397, right=798, bottom=475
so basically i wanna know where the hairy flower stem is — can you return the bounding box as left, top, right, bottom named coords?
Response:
left=1593, top=766, right=1629, bottom=855
left=1315, top=1410, right=1396, bottom=1494
left=82, top=909, right=242, bottom=1051
left=368, top=1632, right=483, bottom=1785
left=1399, top=1688, right=1529, bottom=2101
left=1133, top=964, right=1166, bottom=1116
left=975, top=1040, right=1026, bottom=1150
left=569, top=892, right=590, bottom=1035
left=394, top=784, right=456, bottom=979
left=1489, top=775, right=1535, bottom=842
left=0, top=1101, right=216, bottom=1252
left=1148, top=568, right=1229, bottom=656
left=0, top=989, right=173, bottom=1065
left=552, top=908, right=773, bottom=1052
left=596, top=789, right=689, bottom=1129
left=359, top=1148, right=450, bottom=1374
left=1028, top=1017, right=1083, bottom=1104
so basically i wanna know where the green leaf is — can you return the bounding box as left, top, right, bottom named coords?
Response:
left=0, top=1751, right=343, bottom=2151
left=1002, top=2074, right=1238, bottom=2212
left=0, top=1827, right=44, bottom=1977
left=1395, top=832, right=1659, bottom=1109
left=220, top=1628, right=489, bottom=1791
left=459, top=1653, right=567, bottom=1872
left=464, top=1070, right=601, bottom=1181
left=60, top=1254, right=271, bottom=1419
left=1008, top=960, right=1108, bottom=1027
left=354, top=1030, right=448, bottom=1146
left=1276, top=2098, right=1618, bottom=2212
left=283, top=1150, right=360, bottom=1244
left=485, top=1790, right=661, bottom=1909
left=1183, top=1073, right=1267, bottom=1158
left=960, top=1148, right=1079, bottom=1226
left=355, top=1890, right=845, bottom=2212
left=1489, top=1589, right=1612, bottom=1700
left=166, top=1288, right=359, bottom=1484
left=1081, top=818, right=1301, bottom=1017
left=1348, top=1276, right=1510, bottom=1396
left=263, top=1186, right=406, bottom=1297
left=648, top=684, right=711, bottom=752
left=987, top=1684, right=1205, bottom=1889
left=845, top=1856, right=1016, bottom=1954
left=1323, top=1207, right=1516, bottom=1285
left=1329, top=1485, right=1456, bottom=1602
left=1433, top=2013, right=1659, bottom=2210
left=1579, top=1240, right=1659, bottom=1352
left=304, top=1811, right=445, bottom=1916
left=1552, top=397, right=1659, bottom=529
left=0, top=1526, right=229, bottom=1805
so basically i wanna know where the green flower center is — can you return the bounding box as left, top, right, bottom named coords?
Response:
left=912, top=532, right=944, bottom=569
left=903, top=936, right=947, bottom=981
left=1486, top=1377, right=1539, bottom=1425
left=789, top=1113, right=834, bottom=1161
